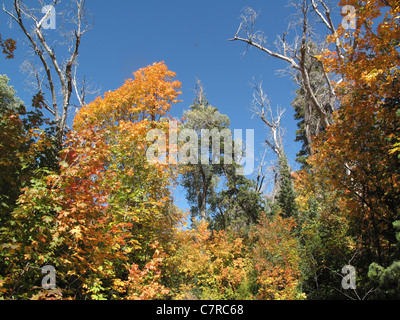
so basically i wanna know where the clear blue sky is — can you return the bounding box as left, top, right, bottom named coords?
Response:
left=1, top=0, right=343, bottom=209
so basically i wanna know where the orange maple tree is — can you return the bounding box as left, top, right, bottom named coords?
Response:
left=1, top=62, right=183, bottom=299
left=305, top=0, right=400, bottom=271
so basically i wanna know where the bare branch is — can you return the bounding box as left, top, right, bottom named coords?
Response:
left=310, top=0, right=344, bottom=60
left=4, top=1, right=59, bottom=120
left=230, top=1, right=340, bottom=151
left=229, top=7, right=300, bottom=70
left=3, top=0, right=93, bottom=144
left=37, top=0, right=58, bottom=29
left=251, top=81, right=285, bottom=159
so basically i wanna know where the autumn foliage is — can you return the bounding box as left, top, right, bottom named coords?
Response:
left=251, top=215, right=303, bottom=300
left=166, top=219, right=252, bottom=300
left=0, top=33, right=16, bottom=59
left=1, top=62, right=183, bottom=299
left=295, top=0, right=400, bottom=298
left=1, top=0, right=400, bottom=301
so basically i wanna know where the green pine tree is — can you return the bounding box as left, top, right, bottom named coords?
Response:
left=276, top=154, right=297, bottom=219
left=368, top=220, right=400, bottom=299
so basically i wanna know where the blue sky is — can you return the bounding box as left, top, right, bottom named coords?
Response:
left=1, top=0, right=343, bottom=209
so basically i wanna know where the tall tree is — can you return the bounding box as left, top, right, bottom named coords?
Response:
left=291, top=42, right=329, bottom=167
left=180, top=80, right=231, bottom=222
left=230, top=2, right=341, bottom=151
left=250, top=81, right=297, bottom=220
left=315, top=0, right=400, bottom=266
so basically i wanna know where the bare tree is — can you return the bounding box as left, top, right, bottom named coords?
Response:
left=3, top=0, right=94, bottom=145
left=255, top=148, right=267, bottom=194
left=251, top=81, right=285, bottom=160
left=229, top=0, right=344, bottom=150
left=251, top=80, right=288, bottom=200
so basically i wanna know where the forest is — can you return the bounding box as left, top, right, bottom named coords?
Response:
left=0, top=0, right=399, bottom=300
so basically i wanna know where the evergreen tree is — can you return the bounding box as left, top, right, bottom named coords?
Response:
left=275, top=154, right=297, bottom=219
left=292, top=87, right=312, bottom=169
left=368, top=220, right=400, bottom=299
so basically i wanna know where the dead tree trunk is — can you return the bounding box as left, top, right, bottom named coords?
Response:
left=229, top=0, right=343, bottom=149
